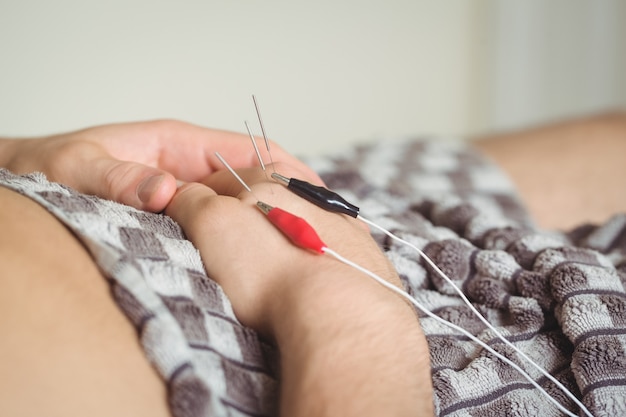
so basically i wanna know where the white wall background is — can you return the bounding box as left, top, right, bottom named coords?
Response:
left=478, top=0, right=626, bottom=132
left=0, top=1, right=624, bottom=156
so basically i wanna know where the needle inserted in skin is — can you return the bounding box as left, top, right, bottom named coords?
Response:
left=214, top=152, right=252, bottom=193
left=214, top=151, right=325, bottom=253
left=244, top=121, right=266, bottom=172
left=252, top=95, right=276, bottom=170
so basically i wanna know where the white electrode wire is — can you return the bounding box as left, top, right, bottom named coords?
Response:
left=321, top=246, right=581, bottom=417
left=357, top=215, right=593, bottom=417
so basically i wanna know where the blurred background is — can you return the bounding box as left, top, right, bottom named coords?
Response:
left=1, top=0, right=624, bottom=156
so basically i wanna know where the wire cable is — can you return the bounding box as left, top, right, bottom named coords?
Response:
left=256, top=201, right=326, bottom=253
left=358, top=215, right=593, bottom=417
left=269, top=172, right=592, bottom=417
left=254, top=197, right=583, bottom=416
left=322, top=246, right=583, bottom=417
left=216, top=151, right=591, bottom=417
left=271, top=173, right=359, bottom=217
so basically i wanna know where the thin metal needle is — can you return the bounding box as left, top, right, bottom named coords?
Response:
left=252, top=94, right=276, bottom=170
left=214, top=152, right=252, bottom=193
left=244, top=120, right=266, bottom=171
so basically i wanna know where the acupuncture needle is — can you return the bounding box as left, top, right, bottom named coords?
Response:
left=217, top=134, right=588, bottom=417
left=244, top=120, right=272, bottom=187
left=214, top=151, right=325, bottom=253
left=252, top=94, right=276, bottom=170
left=238, top=102, right=591, bottom=416
left=244, top=121, right=266, bottom=172
left=214, top=152, right=252, bottom=193
left=215, top=150, right=585, bottom=417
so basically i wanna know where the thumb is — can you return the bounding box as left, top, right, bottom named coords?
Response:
left=82, top=157, right=178, bottom=212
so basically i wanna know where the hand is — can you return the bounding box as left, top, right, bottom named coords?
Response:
left=165, top=161, right=401, bottom=335
left=0, top=120, right=320, bottom=212
left=164, top=163, right=434, bottom=416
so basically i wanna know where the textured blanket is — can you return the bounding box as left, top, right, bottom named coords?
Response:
left=1, top=138, right=625, bottom=416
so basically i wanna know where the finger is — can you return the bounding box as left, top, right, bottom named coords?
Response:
left=164, top=182, right=222, bottom=239
left=75, top=151, right=178, bottom=212
left=149, top=121, right=325, bottom=185
left=85, top=120, right=325, bottom=186
left=164, top=181, right=308, bottom=334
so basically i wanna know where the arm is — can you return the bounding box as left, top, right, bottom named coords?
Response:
left=474, top=112, right=626, bottom=230
left=2, top=120, right=433, bottom=414
left=166, top=164, right=434, bottom=416
left=275, top=271, right=432, bottom=416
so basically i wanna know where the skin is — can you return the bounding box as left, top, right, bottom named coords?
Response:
left=169, top=165, right=434, bottom=416
left=0, top=121, right=434, bottom=416
left=0, top=186, right=170, bottom=417
left=474, top=112, right=626, bottom=230
left=2, top=113, right=622, bottom=415
left=0, top=119, right=322, bottom=212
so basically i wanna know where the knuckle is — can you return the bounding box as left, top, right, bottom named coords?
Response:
left=149, top=119, right=189, bottom=134
left=42, top=140, right=93, bottom=181
left=101, top=161, right=135, bottom=199
left=168, top=184, right=240, bottom=232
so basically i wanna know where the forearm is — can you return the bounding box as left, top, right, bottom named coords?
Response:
left=474, top=112, right=626, bottom=229
left=167, top=170, right=435, bottom=415
left=271, top=264, right=434, bottom=416
left=0, top=138, right=18, bottom=169
left=0, top=137, right=42, bottom=173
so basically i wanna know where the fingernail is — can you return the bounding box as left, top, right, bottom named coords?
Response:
left=137, top=175, right=164, bottom=203
left=176, top=180, right=187, bottom=189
